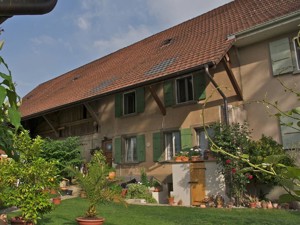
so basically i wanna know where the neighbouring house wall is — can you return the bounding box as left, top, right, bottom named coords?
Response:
left=205, top=161, right=226, bottom=199
left=238, top=32, right=300, bottom=143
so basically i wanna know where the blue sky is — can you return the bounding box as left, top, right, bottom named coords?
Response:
left=0, top=0, right=232, bottom=97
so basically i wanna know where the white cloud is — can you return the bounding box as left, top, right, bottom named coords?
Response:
left=31, top=35, right=56, bottom=46
left=77, top=16, right=91, bottom=30
left=93, top=25, right=153, bottom=56
left=146, top=0, right=232, bottom=27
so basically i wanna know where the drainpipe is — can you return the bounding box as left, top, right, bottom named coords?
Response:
left=204, top=64, right=229, bottom=125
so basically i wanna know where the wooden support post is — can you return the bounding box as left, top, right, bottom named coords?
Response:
left=83, top=102, right=101, bottom=128
left=148, top=85, right=166, bottom=116
left=42, top=115, right=59, bottom=137
left=221, top=57, right=243, bottom=101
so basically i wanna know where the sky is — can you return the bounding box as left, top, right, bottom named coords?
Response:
left=0, top=0, right=232, bottom=97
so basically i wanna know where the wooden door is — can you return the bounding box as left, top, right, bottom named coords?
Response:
left=190, top=162, right=206, bottom=206
left=102, top=139, right=113, bottom=167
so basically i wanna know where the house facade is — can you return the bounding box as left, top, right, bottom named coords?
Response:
left=20, top=0, right=300, bottom=204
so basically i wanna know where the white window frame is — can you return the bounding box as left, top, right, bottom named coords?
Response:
left=123, top=90, right=136, bottom=115
left=164, top=131, right=181, bottom=160
left=196, top=127, right=214, bottom=151
left=124, top=136, right=137, bottom=163
left=293, top=36, right=300, bottom=71
left=175, top=75, right=194, bottom=104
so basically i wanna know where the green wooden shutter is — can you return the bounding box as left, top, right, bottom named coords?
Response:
left=279, top=108, right=300, bottom=149
left=193, top=71, right=206, bottom=100
left=180, top=128, right=193, bottom=152
left=269, top=38, right=293, bottom=76
left=153, top=132, right=162, bottom=162
left=114, top=137, right=122, bottom=164
left=163, top=80, right=174, bottom=107
left=136, top=87, right=145, bottom=113
left=115, top=93, right=123, bottom=118
left=137, top=134, right=146, bottom=162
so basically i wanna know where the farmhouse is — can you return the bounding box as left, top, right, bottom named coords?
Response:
left=20, top=0, right=300, bottom=205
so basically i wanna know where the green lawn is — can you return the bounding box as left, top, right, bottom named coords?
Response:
left=8, top=198, right=300, bottom=225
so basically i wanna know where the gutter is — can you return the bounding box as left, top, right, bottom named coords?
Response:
left=0, top=0, right=57, bottom=24
left=204, top=64, right=229, bottom=125
left=228, top=10, right=300, bottom=42
left=0, top=0, right=57, bottom=15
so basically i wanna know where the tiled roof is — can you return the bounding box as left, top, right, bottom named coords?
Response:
left=20, top=0, right=300, bottom=119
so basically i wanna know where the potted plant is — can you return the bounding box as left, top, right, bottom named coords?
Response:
left=0, top=131, right=59, bottom=225
left=174, top=151, right=189, bottom=162
left=245, top=194, right=258, bottom=208
left=189, top=146, right=202, bottom=161
left=68, top=151, right=125, bottom=225
left=168, top=195, right=175, bottom=205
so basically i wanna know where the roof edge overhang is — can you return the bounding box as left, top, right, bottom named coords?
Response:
left=230, top=10, right=300, bottom=47
left=0, top=0, right=57, bottom=24
left=21, top=61, right=217, bottom=121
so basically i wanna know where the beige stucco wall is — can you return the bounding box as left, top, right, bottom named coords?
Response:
left=238, top=32, right=300, bottom=142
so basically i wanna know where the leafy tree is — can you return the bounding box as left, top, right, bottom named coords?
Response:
left=0, top=130, right=59, bottom=224
left=41, top=137, right=82, bottom=179
left=0, top=30, right=21, bottom=159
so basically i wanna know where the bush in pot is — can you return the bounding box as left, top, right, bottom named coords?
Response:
left=68, top=151, right=125, bottom=225
left=0, top=130, right=59, bottom=225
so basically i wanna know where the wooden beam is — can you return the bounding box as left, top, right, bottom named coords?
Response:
left=148, top=85, right=166, bottom=116
left=83, top=102, right=101, bottom=127
left=221, top=57, right=243, bottom=101
left=42, top=115, right=59, bottom=137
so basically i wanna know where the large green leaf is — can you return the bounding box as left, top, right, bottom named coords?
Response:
left=0, top=40, right=4, bottom=50
left=285, top=166, right=300, bottom=180
left=8, top=107, right=21, bottom=129
left=279, top=193, right=300, bottom=203
left=0, top=86, right=7, bottom=105
left=264, top=154, right=286, bottom=164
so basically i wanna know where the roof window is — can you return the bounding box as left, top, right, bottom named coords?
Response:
left=160, top=38, right=173, bottom=47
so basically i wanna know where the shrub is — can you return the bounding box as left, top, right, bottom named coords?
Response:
left=126, top=183, right=157, bottom=203
left=41, top=137, right=82, bottom=179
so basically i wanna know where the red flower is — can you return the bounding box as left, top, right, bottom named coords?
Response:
left=248, top=174, right=253, bottom=180
left=231, top=168, right=236, bottom=174
left=225, top=159, right=231, bottom=164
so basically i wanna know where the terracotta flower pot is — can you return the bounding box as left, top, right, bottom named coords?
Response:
left=108, top=171, right=116, bottom=180
left=168, top=197, right=175, bottom=205
left=181, top=156, right=189, bottom=162
left=191, top=156, right=201, bottom=162
left=76, top=217, right=105, bottom=225
left=175, top=156, right=182, bottom=162
left=249, top=202, right=256, bottom=208
left=10, top=217, right=33, bottom=225
left=52, top=197, right=61, bottom=205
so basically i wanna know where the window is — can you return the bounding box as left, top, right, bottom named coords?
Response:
left=269, top=37, right=300, bottom=76
left=196, top=127, right=214, bottom=150
left=279, top=108, right=300, bottom=149
left=176, top=76, right=194, bottom=103
left=125, top=136, right=137, bottom=162
left=293, top=37, right=300, bottom=70
left=114, top=134, right=145, bottom=164
left=123, top=91, right=136, bottom=115
left=164, top=131, right=181, bottom=160
left=115, top=87, right=145, bottom=118
left=163, top=71, right=206, bottom=107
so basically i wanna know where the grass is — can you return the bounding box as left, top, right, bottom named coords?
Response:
left=7, top=198, right=300, bottom=225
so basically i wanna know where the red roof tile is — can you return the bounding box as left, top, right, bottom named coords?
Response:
left=20, top=0, right=300, bottom=119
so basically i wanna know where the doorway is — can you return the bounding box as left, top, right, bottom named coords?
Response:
left=102, top=138, right=113, bottom=167
left=190, top=162, right=206, bottom=206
